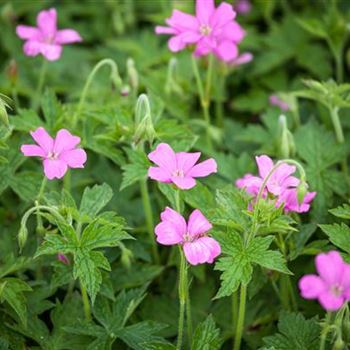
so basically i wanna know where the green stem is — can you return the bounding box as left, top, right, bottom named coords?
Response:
left=191, top=55, right=213, bottom=151
left=232, top=291, right=238, bottom=333
left=177, top=247, right=187, bottom=350
left=140, top=179, right=160, bottom=264
left=32, top=59, right=48, bottom=110
left=330, top=107, right=344, bottom=143
left=63, top=170, right=71, bottom=193
left=233, top=284, right=247, bottom=350
left=36, top=177, right=47, bottom=234
left=319, top=312, right=332, bottom=350
left=335, top=50, right=344, bottom=84
left=72, top=58, right=122, bottom=128
left=81, top=284, right=92, bottom=321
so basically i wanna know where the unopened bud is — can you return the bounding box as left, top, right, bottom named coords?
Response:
left=133, top=115, right=156, bottom=145
left=297, top=181, right=308, bottom=205
left=332, top=338, right=345, bottom=350
left=119, top=244, right=133, bottom=269
left=279, top=115, right=295, bottom=158
left=57, top=253, right=70, bottom=265
left=6, top=60, right=18, bottom=85
left=165, top=58, right=183, bottom=96
left=18, top=225, right=28, bottom=252
left=127, top=58, right=139, bottom=92
left=120, top=85, right=130, bottom=97
left=0, top=94, right=11, bottom=127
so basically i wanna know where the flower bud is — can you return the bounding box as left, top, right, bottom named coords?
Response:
left=18, top=225, right=28, bottom=252
left=332, top=338, right=345, bottom=350
left=297, top=181, right=308, bottom=205
left=121, top=246, right=133, bottom=270
left=127, top=58, right=139, bottom=92
left=279, top=115, right=295, bottom=158
left=57, top=253, right=70, bottom=265
left=6, top=60, right=18, bottom=85
left=165, top=58, right=183, bottom=96
left=0, top=94, right=10, bottom=127
left=120, top=85, right=130, bottom=97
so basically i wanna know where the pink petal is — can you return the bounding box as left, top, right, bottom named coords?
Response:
left=214, top=40, right=239, bottom=62
left=155, top=26, right=177, bottom=35
left=210, top=2, right=236, bottom=29
left=220, top=21, right=245, bottom=43
left=176, top=152, right=201, bottom=174
left=55, top=29, right=82, bottom=44
left=40, top=43, right=62, bottom=61
left=256, top=155, right=273, bottom=179
left=171, top=176, right=196, bottom=190
left=43, top=159, right=68, bottom=180
left=16, top=25, right=41, bottom=40
left=231, top=52, right=253, bottom=66
left=59, top=149, right=87, bottom=168
left=37, top=8, right=57, bottom=38
left=53, top=129, right=81, bottom=154
left=186, top=158, right=217, bottom=178
left=148, top=143, right=176, bottom=174
left=21, top=145, right=46, bottom=157
left=235, top=174, right=262, bottom=195
left=187, top=209, right=212, bottom=238
left=168, top=35, right=187, bottom=52
left=160, top=207, right=187, bottom=236
left=316, top=251, right=345, bottom=286
left=298, top=275, right=326, bottom=299
left=148, top=167, right=172, bottom=183
left=318, top=291, right=345, bottom=311
left=30, top=127, right=54, bottom=154
left=196, top=0, right=215, bottom=23
left=23, top=40, right=42, bottom=57
left=183, top=236, right=220, bottom=265
left=166, top=10, right=199, bottom=32
left=155, top=222, right=184, bottom=245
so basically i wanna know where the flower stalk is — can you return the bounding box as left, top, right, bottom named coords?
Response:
left=32, top=59, right=48, bottom=110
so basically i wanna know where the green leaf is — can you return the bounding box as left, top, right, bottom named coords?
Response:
left=41, top=89, right=60, bottom=130
left=191, top=315, right=222, bottom=350
left=120, top=148, right=149, bottom=190
left=329, top=203, right=350, bottom=219
left=319, top=223, right=350, bottom=254
left=79, top=183, right=113, bottom=221
left=73, top=249, right=111, bottom=303
left=215, top=232, right=290, bottom=298
left=0, top=278, right=32, bottom=326
left=263, top=312, right=320, bottom=350
left=9, top=171, right=42, bottom=202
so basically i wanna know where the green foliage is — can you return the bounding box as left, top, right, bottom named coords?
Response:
left=262, top=312, right=320, bottom=350
left=191, top=315, right=222, bottom=350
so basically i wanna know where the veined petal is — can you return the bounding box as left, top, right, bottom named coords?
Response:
left=148, top=143, right=176, bottom=173
left=171, top=176, right=196, bottom=190
left=37, top=8, right=57, bottom=38
left=183, top=236, right=220, bottom=265
left=59, top=149, right=87, bottom=168
left=210, top=2, right=236, bottom=29
left=55, top=29, right=82, bottom=44
left=196, top=0, right=215, bottom=24
left=16, top=25, right=41, bottom=40
left=148, top=167, right=172, bottom=182
left=316, top=251, right=345, bottom=286
left=299, top=275, right=326, bottom=299
left=40, top=43, right=62, bottom=61
left=23, top=40, right=42, bottom=57
left=215, top=40, right=239, bottom=62
left=187, top=158, right=217, bottom=178
left=30, top=127, right=53, bottom=154
left=166, top=10, right=199, bottom=32
left=160, top=207, right=186, bottom=236
left=53, top=129, right=81, bottom=154
left=256, top=155, right=273, bottom=179
left=187, top=209, right=212, bottom=238
left=21, top=144, right=46, bottom=157
left=155, top=221, right=184, bottom=245
left=43, top=159, right=68, bottom=180
left=176, top=152, right=201, bottom=174
left=318, top=291, right=344, bottom=311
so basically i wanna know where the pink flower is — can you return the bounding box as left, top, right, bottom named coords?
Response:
left=235, top=0, right=252, bottom=15
left=148, top=143, right=217, bottom=190
left=57, top=253, right=70, bottom=265
left=230, top=52, right=253, bottom=67
left=277, top=189, right=317, bottom=213
left=155, top=207, right=221, bottom=265
left=21, top=127, right=87, bottom=180
left=269, top=95, right=289, bottom=112
left=155, top=0, right=245, bottom=62
left=299, top=251, right=350, bottom=311
left=16, top=8, right=82, bottom=61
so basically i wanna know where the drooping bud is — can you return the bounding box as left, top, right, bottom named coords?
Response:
left=296, top=180, right=308, bottom=205
left=279, top=115, right=295, bottom=158
left=332, top=338, right=345, bottom=350
left=120, top=85, right=131, bottom=97
left=165, top=58, right=183, bottom=96
left=18, top=224, right=28, bottom=252
left=127, top=58, right=139, bottom=92
left=121, top=246, right=133, bottom=270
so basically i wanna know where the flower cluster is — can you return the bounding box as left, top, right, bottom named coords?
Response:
left=236, top=155, right=316, bottom=213
left=21, top=127, right=87, bottom=180
left=299, top=251, right=350, bottom=311
left=16, top=8, right=82, bottom=61
left=148, top=142, right=220, bottom=265
left=155, top=0, right=247, bottom=62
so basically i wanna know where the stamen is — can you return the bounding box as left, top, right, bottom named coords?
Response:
left=200, top=24, right=212, bottom=36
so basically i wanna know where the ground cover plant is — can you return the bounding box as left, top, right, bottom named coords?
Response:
left=1, top=0, right=350, bottom=349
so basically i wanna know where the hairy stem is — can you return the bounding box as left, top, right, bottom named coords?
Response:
left=177, top=247, right=187, bottom=350
left=32, top=59, right=48, bottom=110
left=233, top=284, right=247, bottom=350
left=319, top=312, right=332, bottom=350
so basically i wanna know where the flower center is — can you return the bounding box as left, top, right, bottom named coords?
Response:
left=330, top=284, right=343, bottom=297
left=172, top=169, right=184, bottom=178
left=199, top=24, right=212, bottom=36
left=47, top=151, right=59, bottom=160
left=183, top=233, right=192, bottom=242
